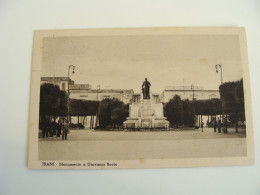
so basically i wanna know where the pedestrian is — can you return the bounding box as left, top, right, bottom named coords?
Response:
left=213, top=117, right=217, bottom=132
left=201, top=120, right=204, bottom=132
left=48, top=117, right=52, bottom=136
left=217, top=117, right=222, bottom=133
left=41, top=117, right=47, bottom=138
left=43, top=116, right=51, bottom=138
left=57, top=119, right=62, bottom=137
left=51, top=118, right=59, bottom=137
left=222, top=117, right=228, bottom=133
left=49, top=118, right=54, bottom=137
left=62, top=118, right=69, bottom=140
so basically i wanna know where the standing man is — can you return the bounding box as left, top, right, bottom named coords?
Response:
left=62, top=118, right=69, bottom=140
left=201, top=120, right=204, bottom=132
left=222, top=117, right=228, bottom=133
left=43, top=116, right=51, bottom=138
left=57, top=119, right=62, bottom=137
left=41, top=116, right=47, bottom=138
left=50, top=118, right=56, bottom=137
left=213, top=117, right=217, bottom=132
left=217, top=117, right=222, bottom=133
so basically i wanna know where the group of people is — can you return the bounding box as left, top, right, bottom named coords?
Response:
left=212, top=117, right=228, bottom=133
left=200, top=117, right=228, bottom=133
left=41, top=117, right=69, bottom=140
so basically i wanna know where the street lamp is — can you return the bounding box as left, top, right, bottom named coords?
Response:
left=215, top=64, right=225, bottom=127
left=97, top=85, right=100, bottom=101
left=191, top=84, right=197, bottom=127
left=191, top=84, right=195, bottom=100
left=67, top=65, right=75, bottom=125
left=215, top=64, right=223, bottom=84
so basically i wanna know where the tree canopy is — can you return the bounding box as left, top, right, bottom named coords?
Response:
left=97, top=98, right=129, bottom=128
left=182, top=99, right=195, bottom=127
left=164, top=95, right=183, bottom=126
left=219, top=79, right=244, bottom=114
left=70, top=99, right=99, bottom=116
left=40, top=83, right=68, bottom=117
left=40, top=83, right=99, bottom=117
left=194, top=98, right=222, bottom=115
left=164, top=95, right=222, bottom=127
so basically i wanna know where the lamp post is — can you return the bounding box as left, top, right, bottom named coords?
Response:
left=95, top=85, right=100, bottom=128
left=67, top=65, right=75, bottom=125
left=215, top=64, right=223, bottom=85
left=191, top=84, right=196, bottom=127
left=215, top=64, right=225, bottom=128
left=97, top=85, right=100, bottom=101
left=191, top=84, right=195, bottom=100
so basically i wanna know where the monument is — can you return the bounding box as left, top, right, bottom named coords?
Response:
left=123, top=78, right=169, bottom=129
left=142, top=78, right=151, bottom=99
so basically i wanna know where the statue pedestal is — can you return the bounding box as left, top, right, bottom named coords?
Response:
left=123, top=96, right=169, bottom=129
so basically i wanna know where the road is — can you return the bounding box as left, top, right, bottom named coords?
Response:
left=39, top=127, right=247, bottom=160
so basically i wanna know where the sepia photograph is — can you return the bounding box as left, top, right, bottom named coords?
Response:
left=2, top=1, right=260, bottom=194
left=28, top=27, right=254, bottom=169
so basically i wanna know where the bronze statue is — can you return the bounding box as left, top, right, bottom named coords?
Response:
left=142, top=78, right=151, bottom=99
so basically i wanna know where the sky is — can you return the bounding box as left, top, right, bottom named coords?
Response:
left=42, top=34, right=243, bottom=94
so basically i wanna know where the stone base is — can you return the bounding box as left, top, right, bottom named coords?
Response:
left=123, top=94, right=170, bottom=130
left=123, top=117, right=169, bottom=129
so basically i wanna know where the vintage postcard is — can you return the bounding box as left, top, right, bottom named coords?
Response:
left=28, top=27, right=254, bottom=169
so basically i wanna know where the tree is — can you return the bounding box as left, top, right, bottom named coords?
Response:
left=165, top=95, right=183, bottom=127
left=219, top=79, right=245, bottom=132
left=97, top=98, right=128, bottom=129
left=111, top=104, right=129, bottom=127
left=182, top=99, right=195, bottom=127
left=68, top=99, right=99, bottom=128
left=85, top=100, right=99, bottom=129
left=59, top=90, right=68, bottom=116
left=86, top=101, right=99, bottom=116
left=39, top=83, right=68, bottom=130
left=69, top=99, right=100, bottom=116
left=164, top=96, right=222, bottom=128
left=219, top=79, right=244, bottom=114
left=210, top=98, right=222, bottom=116
left=194, top=99, right=222, bottom=116
left=97, top=99, right=112, bottom=128
left=40, top=83, right=68, bottom=117
left=69, top=99, right=85, bottom=116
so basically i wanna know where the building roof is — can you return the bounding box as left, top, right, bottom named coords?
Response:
left=163, top=86, right=219, bottom=92
left=41, top=77, right=71, bottom=81
left=41, top=77, right=74, bottom=84
left=165, top=86, right=204, bottom=90
left=70, top=88, right=134, bottom=93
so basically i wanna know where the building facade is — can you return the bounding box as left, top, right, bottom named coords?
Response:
left=41, top=77, right=134, bottom=103
left=70, top=87, right=134, bottom=104
left=41, top=77, right=74, bottom=92
left=160, top=86, right=220, bottom=103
